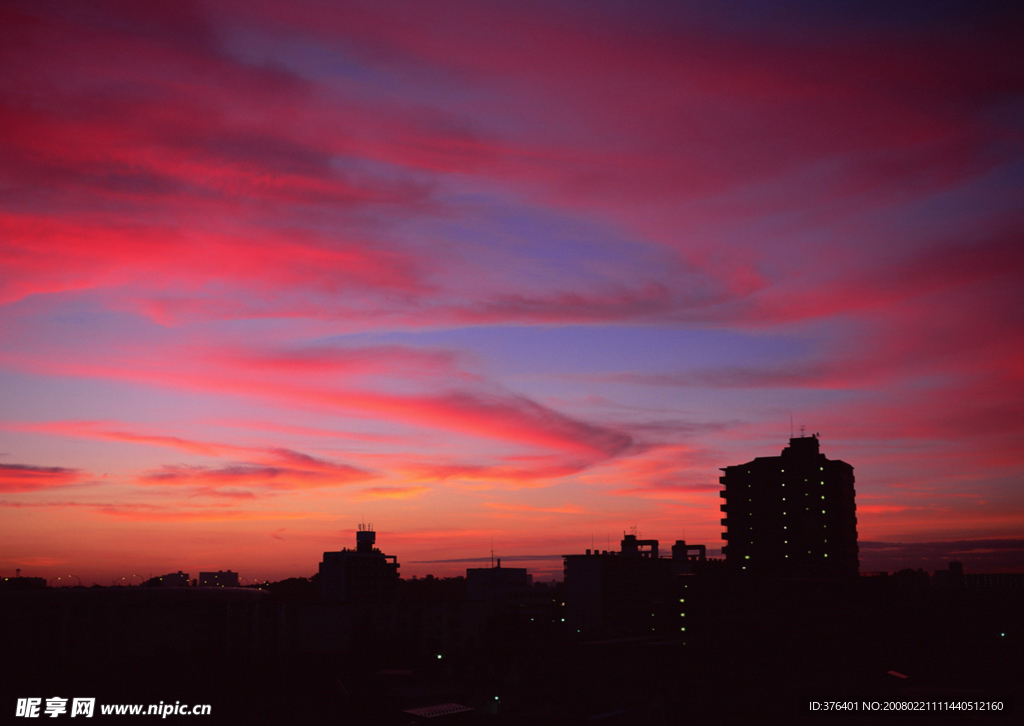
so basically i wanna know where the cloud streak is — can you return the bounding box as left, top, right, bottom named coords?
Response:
left=0, top=464, right=86, bottom=493
left=138, top=449, right=376, bottom=491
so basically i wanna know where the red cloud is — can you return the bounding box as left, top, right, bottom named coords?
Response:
left=316, top=389, right=634, bottom=459
left=138, top=452, right=374, bottom=491
left=211, top=345, right=475, bottom=383
left=356, top=486, right=430, bottom=500
left=399, top=458, right=592, bottom=487
left=92, top=505, right=327, bottom=523
left=0, top=498, right=333, bottom=523
left=0, top=464, right=84, bottom=493
left=483, top=502, right=585, bottom=515
left=17, top=420, right=236, bottom=457
left=2, top=340, right=635, bottom=461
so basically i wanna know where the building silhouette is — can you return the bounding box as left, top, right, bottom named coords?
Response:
left=318, top=524, right=399, bottom=603
left=144, top=570, right=189, bottom=587
left=466, top=558, right=533, bottom=603
left=198, top=570, right=239, bottom=588
left=719, top=434, right=858, bottom=577
left=563, top=533, right=675, bottom=635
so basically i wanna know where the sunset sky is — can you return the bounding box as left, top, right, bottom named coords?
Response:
left=2, top=0, right=1022, bottom=584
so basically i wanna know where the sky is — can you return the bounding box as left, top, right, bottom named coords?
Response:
left=2, top=0, right=1023, bottom=584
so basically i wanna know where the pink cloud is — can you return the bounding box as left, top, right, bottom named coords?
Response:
left=18, top=420, right=237, bottom=457
left=857, top=504, right=918, bottom=516
left=0, top=498, right=332, bottom=524
left=398, top=458, right=592, bottom=487
left=210, top=344, right=476, bottom=383
left=317, top=389, right=633, bottom=458
left=0, top=464, right=85, bottom=493
left=92, top=505, right=326, bottom=523
left=483, top=502, right=585, bottom=515
left=138, top=452, right=375, bottom=491
left=2, top=345, right=634, bottom=460
left=356, top=486, right=430, bottom=500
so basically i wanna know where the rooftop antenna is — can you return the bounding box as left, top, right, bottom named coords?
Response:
left=799, top=424, right=806, bottom=438
left=790, top=413, right=794, bottom=438
left=490, top=540, right=495, bottom=568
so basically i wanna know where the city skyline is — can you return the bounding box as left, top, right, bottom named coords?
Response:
left=2, top=1, right=1023, bottom=585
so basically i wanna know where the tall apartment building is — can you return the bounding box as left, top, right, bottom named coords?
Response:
left=719, top=435, right=858, bottom=578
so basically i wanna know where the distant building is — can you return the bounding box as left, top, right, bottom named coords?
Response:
left=319, top=524, right=399, bottom=603
left=199, top=570, right=239, bottom=588
left=0, top=575, right=46, bottom=589
left=145, top=570, right=190, bottom=587
left=671, top=540, right=707, bottom=575
left=466, top=559, right=533, bottom=603
left=963, top=573, right=1024, bottom=589
left=719, top=434, right=858, bottom=577
left=563, top=534, right=674, bottom=635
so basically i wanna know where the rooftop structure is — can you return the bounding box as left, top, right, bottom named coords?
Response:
left=319, top=524, right=400, bottom=603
